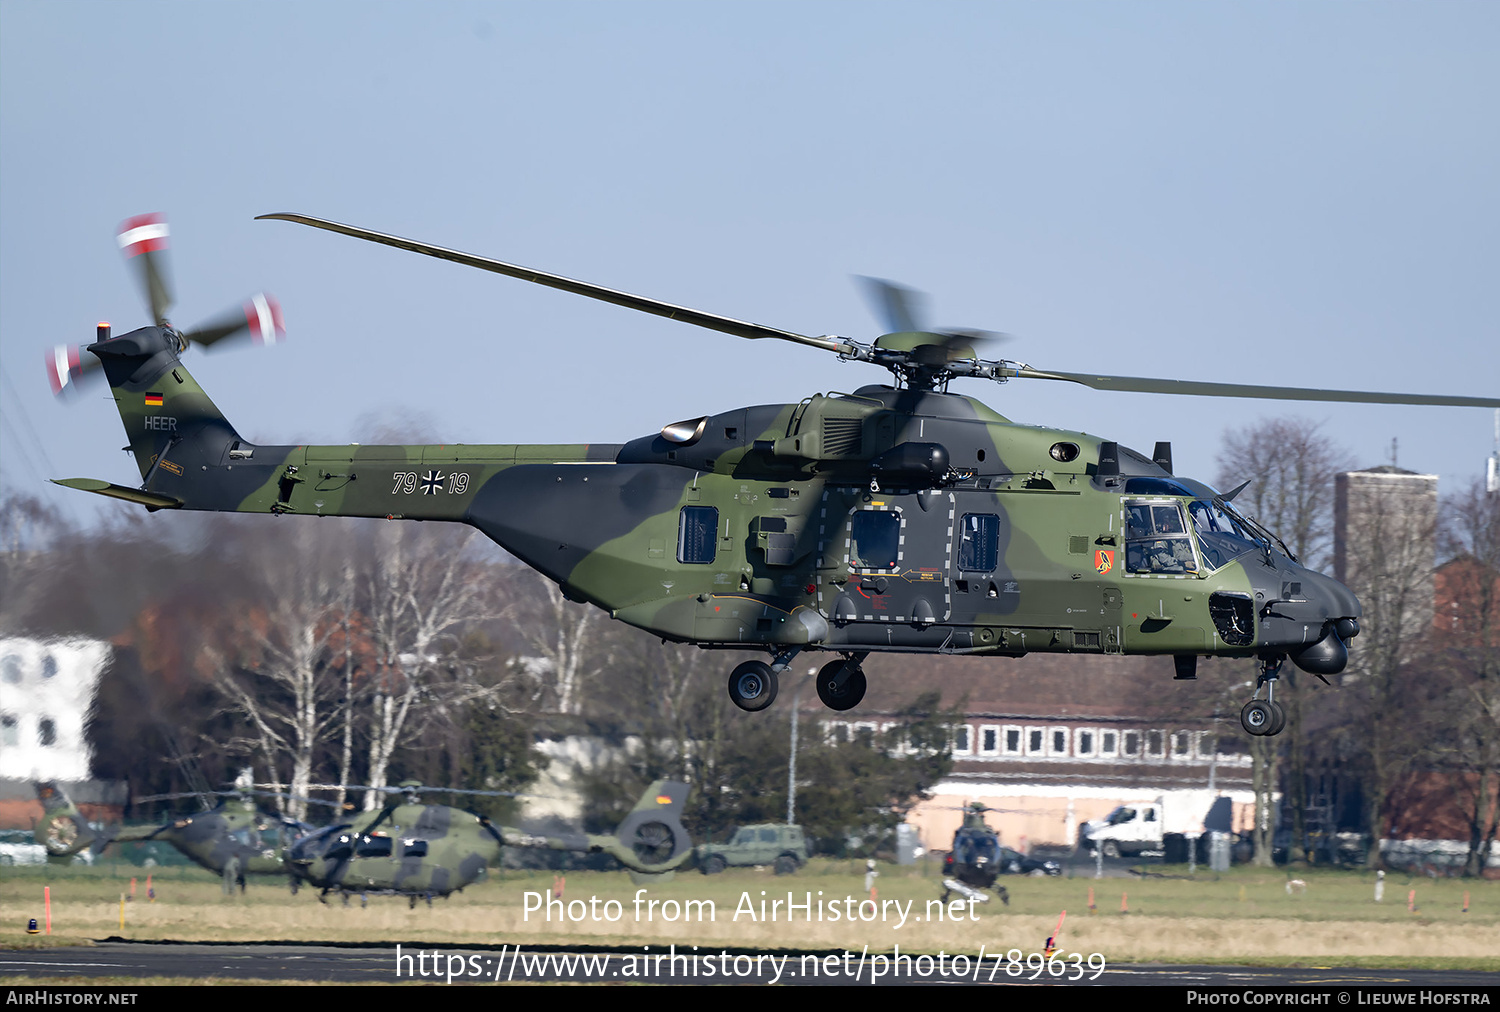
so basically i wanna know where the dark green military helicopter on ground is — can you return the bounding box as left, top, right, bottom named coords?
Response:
left=47, top=215, right=1500, bottom=738
left=285, top=781, right=692, bottom=907
left=35, top=779, right=315, bottom=893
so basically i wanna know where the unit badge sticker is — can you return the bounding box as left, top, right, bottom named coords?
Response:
left=1095, top=549, right=1114, bottom=575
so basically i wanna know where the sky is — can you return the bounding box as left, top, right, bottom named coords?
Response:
left=2, top=1, right=1497, bottom=533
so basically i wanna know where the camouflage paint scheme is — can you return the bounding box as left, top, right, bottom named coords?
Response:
left=61, top=325, right=1358, bottom=674
left=71, top=211, right=1500, bottom=730
left=35, top=782, right=303, bottom=889
left=284, top=781, right=692, bottom=903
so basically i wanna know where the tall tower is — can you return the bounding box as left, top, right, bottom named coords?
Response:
left=1334, top=467, right=1439, bottom=645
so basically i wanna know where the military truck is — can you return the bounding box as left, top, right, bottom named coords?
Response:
left=697, top=823, right=810, bottom=875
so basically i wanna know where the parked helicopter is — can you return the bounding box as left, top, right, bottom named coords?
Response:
left=47, top=215, right=1500, bottom=738
left=35, top=779, right=316, bottom=893
left=284, top=780, right=692, bottom=906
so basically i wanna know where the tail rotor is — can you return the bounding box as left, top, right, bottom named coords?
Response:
left=46, top=214, right=284, bottom=398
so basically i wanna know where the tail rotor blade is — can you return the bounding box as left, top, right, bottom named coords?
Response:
left=117, top=213, right=173, bottom=327
left=182, top=293, right=285, bottom=349
left=45, top=343, right=103, bottom=397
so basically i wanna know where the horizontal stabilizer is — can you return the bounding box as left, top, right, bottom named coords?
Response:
left=51, top=478, right=182, bottom=509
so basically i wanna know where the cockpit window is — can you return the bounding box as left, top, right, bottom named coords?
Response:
left=1125, top=501, right=1198, bottom=574
left=1187, top=500, right=1261, bottom=571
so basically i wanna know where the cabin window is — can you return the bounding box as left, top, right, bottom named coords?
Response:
left=401, top=839, right=428, bottom=858
left=677, top=506, right=718, bottom=564
left=849, top=510, right=901, bottom=570
left=38, top=717, right=56, bottom=747
left=958, top=513, right=1000, bottom=572
left=356, top=835, right=393, bottom=858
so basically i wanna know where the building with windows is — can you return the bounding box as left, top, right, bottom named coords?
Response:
left=0, top=637, right=119, bottom=832
left=825, top=694, right=1257, bottom=853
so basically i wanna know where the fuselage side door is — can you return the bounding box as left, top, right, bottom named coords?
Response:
left=817, top=488, right=953, bottom=639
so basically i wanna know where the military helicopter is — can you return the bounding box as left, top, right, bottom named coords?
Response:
left=47, top=215, right=1500, bottom=738
left=284, top=780, right=692, bottom=907
left=939, top=801, right=1058, bottom=906
left=35, top=777, right=317, bottom=893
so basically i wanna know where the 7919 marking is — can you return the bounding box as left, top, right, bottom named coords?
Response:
left=392, top=471, right=469, bottom=495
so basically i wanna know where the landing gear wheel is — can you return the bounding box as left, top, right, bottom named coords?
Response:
left=727, top=661, right=778, bottom=712
left=774, top=855, right=798, bottom=875
left=816, top=659, right=867, bottom=711
left=1266, top=701, right=1287, bottom=737
left=701, top=855, right=726, bottom=875
left=1241, top=699, right=1275, bottom=736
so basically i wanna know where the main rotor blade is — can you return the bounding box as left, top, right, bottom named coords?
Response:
left=1014, top=366, right=1500, bottom=408
left=857, top=276, right=926, bottom=334
left=257, top=213, right=858, bottom=357
left=118, top=214, right=173, bottom=328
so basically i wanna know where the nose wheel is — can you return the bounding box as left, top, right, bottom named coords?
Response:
left=1240, top=657, right=1287, bottom=736
left=816, top=657, right=867, bottom=711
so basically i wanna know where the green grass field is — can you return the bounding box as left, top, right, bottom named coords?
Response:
left=3, top=859, right=1497, bottom=973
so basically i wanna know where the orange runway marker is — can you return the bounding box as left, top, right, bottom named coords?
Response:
left=1044, top=910, right=1066, bottom=958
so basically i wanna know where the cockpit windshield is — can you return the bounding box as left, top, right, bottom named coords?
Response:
left=1187, top=500, right=1262, bottom=571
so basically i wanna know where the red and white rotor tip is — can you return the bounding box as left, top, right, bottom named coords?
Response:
left=117, top=213, right=169, bottom=258
left=45, top=344, right=83, bottom=395
left=245, top=293, right=286, bottom=345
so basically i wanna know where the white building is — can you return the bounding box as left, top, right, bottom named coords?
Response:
left=0, top=637, right=110, bottom=781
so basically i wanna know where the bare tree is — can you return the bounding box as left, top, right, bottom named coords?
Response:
left=205, top=522, right=359, bottom=822
left=358, top=521, right=498, bottom=808
left=1216, top=416, right=1356, bottom=570
left=1216, top=418, right=1355, bottom=865
left=504, top=572, right=604, bottom=716
left=1431, top=480, right=1500, bottom=875
left=0, top=493, right=70, bottom=632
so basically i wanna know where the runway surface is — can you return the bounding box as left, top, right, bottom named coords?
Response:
left=3, top=941, right=1498, bottom=987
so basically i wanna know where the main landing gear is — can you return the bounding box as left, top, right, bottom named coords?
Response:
left=725, top=651, right=869, bottom=713
left=1240, top=656, right=1287, bottom=737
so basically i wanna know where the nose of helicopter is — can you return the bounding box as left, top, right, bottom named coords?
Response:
left=1248, top=560, right=1362, bottom=676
